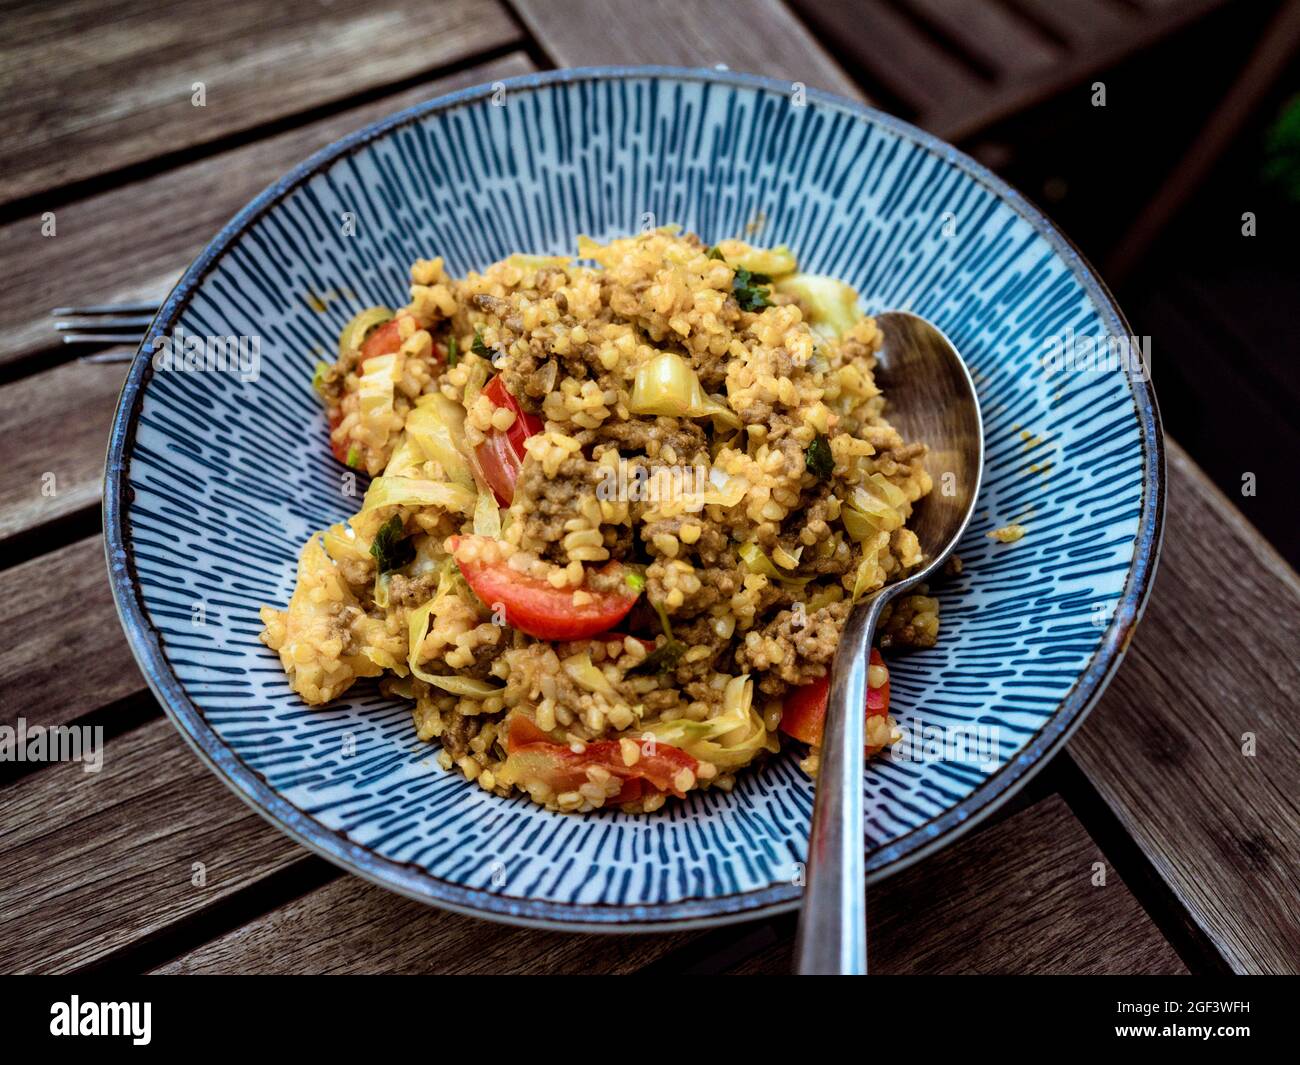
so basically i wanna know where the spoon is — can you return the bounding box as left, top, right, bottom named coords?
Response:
left=794, top=311, right=984, bottom=975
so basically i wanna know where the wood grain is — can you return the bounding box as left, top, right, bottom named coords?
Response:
left=0, top=52, right=536, bottom=371
left=1, top=441, right=1291, bottom=973
left=0, top=360, right=126, bottom=544
left=0, top=0, right=520, bottom=207
left=1069, top=444, right=1300, bottom=974
left=153, top=793, right=1187, bottom=975
left=0, top=716, right=304, bottom=974
left=789, top=0, right=1230, bottom=140
left=512, top=0, right=862, bottom=98
left=152, top=874, right=698, bottom=975
left=905, top=0, right=1060, bottom=79
left=789, top=0, right=985, bottom=118
left=732, top=795, right=1188, bottom=974
left=0, top=536, right=142, bottom=732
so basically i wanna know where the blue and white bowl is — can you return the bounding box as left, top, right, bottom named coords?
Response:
left=106, top=67, right=1163, bottom=930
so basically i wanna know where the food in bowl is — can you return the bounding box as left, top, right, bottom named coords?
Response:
left=259, top=229, right=939, bottom=812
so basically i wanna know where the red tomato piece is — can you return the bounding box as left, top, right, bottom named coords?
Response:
left=474, top=375, right=543, bottom=505
left=503, top=714, right=698, bottom=802
left=359, top=315, right=447, bottom=364
left=359, top=318, right=403, bottom=362
left=326, top=409, right=349, bottom=465
left=779, top=648, right=890, bottom=748
left=448, top=535, right=643, bottom=640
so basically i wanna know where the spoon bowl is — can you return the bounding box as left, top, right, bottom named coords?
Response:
left=794, top=311, right=984, bottom=974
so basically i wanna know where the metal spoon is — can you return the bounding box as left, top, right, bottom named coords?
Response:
left=794, top=311, right=985, bottom=975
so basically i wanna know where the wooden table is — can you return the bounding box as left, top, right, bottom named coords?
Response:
left=2, top=0, right=1297, bottom=976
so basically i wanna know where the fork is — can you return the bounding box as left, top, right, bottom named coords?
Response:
left=52, top=302, right=160, bottom=362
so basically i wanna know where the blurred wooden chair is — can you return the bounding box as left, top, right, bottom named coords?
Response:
left=790, top=0, right=1237, bottom=140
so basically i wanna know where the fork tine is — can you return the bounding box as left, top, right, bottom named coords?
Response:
left=55, top=316, right=154, bottom=331
left=50, top=302, right=159, bottom=317
left=79, top=350, right=137, bottom=363
left=61, top=333, right=148, bottom=345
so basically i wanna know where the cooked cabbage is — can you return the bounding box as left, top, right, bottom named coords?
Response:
left=775, top=273, right=862, bottom=338
left=738, top=542, right=812, bottom=586
left=629, top=351, right=740, bottom=428
left=406, top=595, right=502, bottom=697
left=361, top=476, right=476, bottom=516
left=643, top=675, right=777, bottom=770
left=406, top=395, right=474, bottom=489
left=712, top=240, right=797, bottom=278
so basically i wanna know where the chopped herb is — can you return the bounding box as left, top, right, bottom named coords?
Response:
left=345, top=445, right=361, bottom=468
left=625, top=569, right=646, bottom=594
left=635, top=638, right=685, bottom=674
left=733, top=266, right=772, bottom=312
left=472, top=330, right=491, bottom=358
left=706, top=245, right=724, bottom=261
left=311, top=361, right=329, bottom=393
left=631, top=597, right=685, bottom=674
left=446, top=333, right=459, bottom=367
left=370, top=514, right=415, bottom=575
left=805, top=434, right=834, bottom=479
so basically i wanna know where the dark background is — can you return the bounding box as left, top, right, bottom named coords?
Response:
left=799, top=0, right=1300, bottom=566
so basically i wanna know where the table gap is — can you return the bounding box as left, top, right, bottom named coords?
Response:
left=1054, top=751, right=1233, bottom=974
left=80, top=856, right=342, bottom=976
left=0, top=40, right=525, bottom=227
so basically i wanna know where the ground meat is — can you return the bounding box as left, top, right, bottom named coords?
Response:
left=513, top=454, right=602, bottom=559
left=583, top=418, right=709, bottom=464
left=736, top=599, right=850, bottom=694
left=439, top=712, right=482, bottom=759
left=386, top=572, right=440, bottom=608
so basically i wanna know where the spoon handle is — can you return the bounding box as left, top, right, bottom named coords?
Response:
left=794, top=591, right=891, bottom=975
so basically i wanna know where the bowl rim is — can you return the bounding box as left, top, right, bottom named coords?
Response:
left=103, top=64, right=1165, bottom=932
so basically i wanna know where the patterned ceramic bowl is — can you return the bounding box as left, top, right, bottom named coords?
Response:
left=106, top=67, right=1163, bottom=931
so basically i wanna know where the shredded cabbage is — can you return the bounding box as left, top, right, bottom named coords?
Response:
left=361, top=476, right=476, bottom=516
left=405, top=396, right=474, bottom=489
left=844, top=473, right=907, bottom=535
left=406, top=595, right=502, bottom=697
left=642, top=675, right=777, bottom=769
left=775, top=273, right=862, bottom=338
left=703, top=466, right=749, bottom=508
left=473, top=489, right=501, bottom=537
left=562, top=652, right=618, bottom=698
left=738, top=542, right=813, bottom=586
left=712, top=240, right=797, bottom=278
left=629, top=351, right=740, bottom=428
left=357, top=351, right=401, bottom=446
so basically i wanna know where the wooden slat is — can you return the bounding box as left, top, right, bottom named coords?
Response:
left=905, top=0, right=1061, bottom=78
left=2, top=441, right=1291, bottom=973
left=512, top=0, right=862, bottom=98
left=0, top=52, right=536, bottom=371
left=0, top=536, right=141, bottom=732
left=732, top=795, right=1188, bottom=974
left=1069, top=444, right=1300, bottom=975
left=788, top=0, right=987, bottom=117
left=0, top=716, right=305, bottom=974
left=0, top=0, right=520, bottom=206
left=1009, top=0, right=1134, bottom=44
left=151, top=875, right=699, bottom=975
left=0, top=360, right=126, bottom=544
left=789, top=0, right=1229, bottom=140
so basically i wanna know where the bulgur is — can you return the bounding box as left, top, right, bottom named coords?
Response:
left=261, top=230, right=938, bottom=813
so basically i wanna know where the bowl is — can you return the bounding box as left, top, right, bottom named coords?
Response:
left=105, top=66, right=1163, bottom=931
